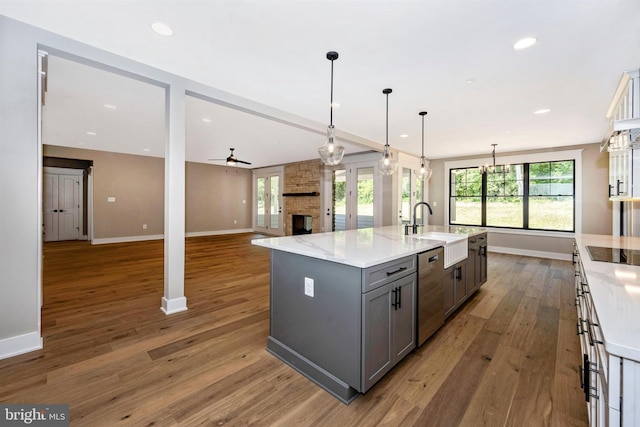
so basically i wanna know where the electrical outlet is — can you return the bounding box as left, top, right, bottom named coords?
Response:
left=107, top=196, right=116, bottom=203
left=142, top=224, right=147, bottom=230
left=304, top=277, right=314, bottom=297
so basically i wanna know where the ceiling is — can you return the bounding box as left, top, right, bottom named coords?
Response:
left=3, top=1, right=640, bottom=169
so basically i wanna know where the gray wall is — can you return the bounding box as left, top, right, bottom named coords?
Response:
left=427, top=143, right=611, bottom=257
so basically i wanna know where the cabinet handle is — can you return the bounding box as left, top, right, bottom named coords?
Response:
left=586, top=320, right=603, bottom=346
left=456, top=266, right=462, bottom=281
left=391, top=288, right=398, bottom=310
left=583, top=354, right=590, bottom=402
left=386, top=267, right=407, bottom=276
left=609, top=184, right=614, bottom=197
left=617, top=179, right=624, bottom=195
left=576, top=320, right=586, bottom=336
left=397, top=286, right=401, bottom=309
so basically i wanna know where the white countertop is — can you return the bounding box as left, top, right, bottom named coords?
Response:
left=251, top=225, right=486, bottom=268
left=574, top=234, right=640, bottom=362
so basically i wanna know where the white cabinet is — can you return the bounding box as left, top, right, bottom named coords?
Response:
left=574, top=244, right=637, bottom=426
left=608, top=130, right=640, bottom=200
left=606, top=68, right=640, bottom=201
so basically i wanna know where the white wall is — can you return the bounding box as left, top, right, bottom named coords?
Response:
left=0, top=16, right=43, bottom=357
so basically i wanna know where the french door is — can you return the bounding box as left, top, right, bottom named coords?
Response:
left=254, top=168, right=283, bottom=235
left=326, top=162, right=378, bottom=231
left=399, top=166, right=426, bottom=225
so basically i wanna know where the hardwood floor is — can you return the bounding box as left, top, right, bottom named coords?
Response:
left=0, top=233, right=588, bottom=426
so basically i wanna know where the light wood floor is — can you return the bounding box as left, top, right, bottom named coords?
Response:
left=0, top=233, right=588, bottom=426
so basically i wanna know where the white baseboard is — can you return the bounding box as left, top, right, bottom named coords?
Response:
left=161, top=296, right=188, bottom=315
left=92, top=229, right=254, bottom=245
left=0, top=331, right=42, bottom=360
left=92, top=234, right=164, bottom=245
left=489, top=245, right=572, bottom=261
left=186, top=228, right=253, bottom=237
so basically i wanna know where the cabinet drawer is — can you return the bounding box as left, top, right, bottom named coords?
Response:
left=362, top=255, right=416, bottom=293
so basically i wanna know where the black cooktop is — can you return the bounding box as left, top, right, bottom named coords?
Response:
left=586, top=246, right=640, bottom=266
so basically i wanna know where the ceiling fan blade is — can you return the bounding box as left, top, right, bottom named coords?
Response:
left=236, top=159, right=252, bottom=165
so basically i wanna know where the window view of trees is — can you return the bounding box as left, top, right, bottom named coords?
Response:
left=450, top=160, right=574, bottom=232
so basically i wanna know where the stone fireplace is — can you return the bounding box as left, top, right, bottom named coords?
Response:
left=284, top=160, right=322, bottom=236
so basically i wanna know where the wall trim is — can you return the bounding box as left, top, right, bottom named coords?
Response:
left=186, top=229, right=253, bottom=237
left=161, top=296, right=188, bottom=315
left=92, top=234, right=165, bottom=245
left=489, top=245, right=572, bottom=261
left=0, top=331, right=43, bottom=361
left=92, top=229, right=255, bottom=244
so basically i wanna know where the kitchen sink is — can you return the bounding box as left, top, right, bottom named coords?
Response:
left=412, top=232, right=469, bottom=268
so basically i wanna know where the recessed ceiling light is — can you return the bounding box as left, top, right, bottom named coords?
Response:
left=143, top=148, right=151, bottom=152
left=103, top=104, right=117, bottom=110
left=86, top=131, right=97, bottom=136
left=513, top=37, right=538, bottom=50
left=151, top=22, right=174, bottom=36
left=202, top=118, right=212, bottom=123
left=534, top=109, right=551, bottom=114
left=400, top=134, right=409, bottom=138
left=466, top=78, right=476, bottom=84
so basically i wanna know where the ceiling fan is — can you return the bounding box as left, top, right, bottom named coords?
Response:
left=208, top=148, right=252, bottom=166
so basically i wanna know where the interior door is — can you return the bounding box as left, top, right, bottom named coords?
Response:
left=44, top=173, right=80, bottom=241
left=254, top=171, right=283, bottom=235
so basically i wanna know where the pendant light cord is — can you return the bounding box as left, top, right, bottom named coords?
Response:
left=329, top=58, right=334, bottom=127
left=385, top=92, right=389, bottom=148
left=421, top=114, right=424, bottom=158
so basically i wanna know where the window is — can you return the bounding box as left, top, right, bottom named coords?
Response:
left=449, top=160, right=574, bottom=232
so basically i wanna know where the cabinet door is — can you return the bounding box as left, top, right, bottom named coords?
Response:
left=392, top=274, right=416, bottom=361
left=467, top=245, right=479, bottom=293
left=444, top=266, right=456, bottom=317
left=454, top=262, right=468, bottom=304
left=479, top=243, right=487, bottom=285
left=362, top=284, right=392, bottom=392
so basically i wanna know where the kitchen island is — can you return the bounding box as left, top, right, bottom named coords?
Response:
left=573, top=234, right=640, bottom=425
left=252, top=225, right=486, bottom=403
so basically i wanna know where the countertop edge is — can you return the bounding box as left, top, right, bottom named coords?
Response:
left=575, top=234, right=640, bottom=363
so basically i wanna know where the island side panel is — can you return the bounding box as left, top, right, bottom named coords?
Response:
left=269, top=250, right=362, bottom=390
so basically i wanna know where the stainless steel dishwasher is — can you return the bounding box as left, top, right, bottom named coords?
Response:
left=417, top=246, right=445, bottom=346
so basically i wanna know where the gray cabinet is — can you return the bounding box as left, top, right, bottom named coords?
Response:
left=362, top=273, right=415, bottom=392
left=468, top=232, right=488, bottom=293
left=268, top=250, right=416, bottom=403
left=444, top=233, right=487, bottom=319
left=444, top=259, right=467, bottom=317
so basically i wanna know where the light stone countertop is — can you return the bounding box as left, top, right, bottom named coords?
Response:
left=574, top=234, right=640, bottom=362
left=251, top=224, right=486, bottom=269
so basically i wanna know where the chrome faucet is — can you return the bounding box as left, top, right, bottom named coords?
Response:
left=411, top=201, right=433, bottom=233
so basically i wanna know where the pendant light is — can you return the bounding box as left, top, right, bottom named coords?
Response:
left=377, top=88, right=398, bottom=175
left=318, top=51, right=345, bottom=165
left=416, top=111, right=432, bottom=181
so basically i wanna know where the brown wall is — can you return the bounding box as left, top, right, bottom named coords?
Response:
left=43, top=145, right=252, bottom=240
left=185, top=162, right=252, bottom=233
left=284, top=160, right=322, bottom=235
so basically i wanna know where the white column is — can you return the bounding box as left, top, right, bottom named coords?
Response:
left=161, top=83, right=187, bottom=314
